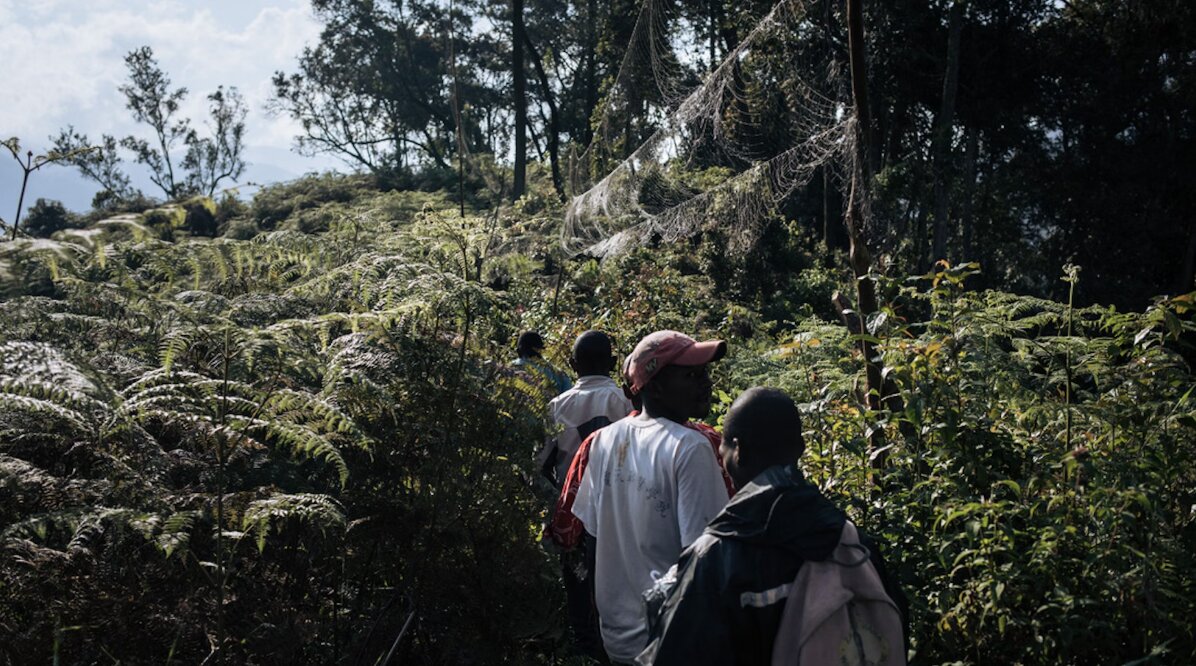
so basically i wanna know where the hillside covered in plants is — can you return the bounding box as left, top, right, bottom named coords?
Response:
left=3, top=0, right=1196, bottom=663
left=0, top=171, right=1193, bottom=664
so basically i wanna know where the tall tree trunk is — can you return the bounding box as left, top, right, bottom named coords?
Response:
left=524, top=32, right=566, bottom=200
left=822, top=166, right=832, bottom=267
left=932, top=1, right=963, bottom=263
left=845, top=0, right=889, bottom=469
left=12, top=152, right=32, bottom=240
left=582, top=0, right=598, bottom=146
left=512, top=0, right=527, bottom=200
left=961, top=127, right=978, bottom=262
left=914, top=201, right=929, bottom=271
left=708, top=0, right=717, bottom=71
left=449, top=0, right=467, bottom=216
left=847, top=0, right=872, bottom=185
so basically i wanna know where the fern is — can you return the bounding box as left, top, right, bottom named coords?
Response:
left=241, top=493, right=345, bottom=552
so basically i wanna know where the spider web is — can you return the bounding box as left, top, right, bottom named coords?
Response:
left=561, top=0, right=858, bottom=257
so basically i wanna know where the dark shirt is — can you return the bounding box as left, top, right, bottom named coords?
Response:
left=638, top=465, right=846, bottom=665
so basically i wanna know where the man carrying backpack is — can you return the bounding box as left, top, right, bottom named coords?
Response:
left=637, top=387, right=907, bottom=666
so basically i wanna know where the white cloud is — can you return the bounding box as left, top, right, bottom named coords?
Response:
left=0, top=1, right=325, bottom=159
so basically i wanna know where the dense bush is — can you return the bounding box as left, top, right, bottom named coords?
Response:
left=1, top=174, right=1194, bottom=664
left=21, top=199, right=79, bottom=238
left=249, top=172, right=375, bottom=228
left=182, top=197, right=219, bottom=237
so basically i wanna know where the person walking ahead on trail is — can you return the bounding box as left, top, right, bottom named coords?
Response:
left=539, top=330, right=634, bottom=661
left=547, top=359, right=734, bottom=551
left=636, top=388, right=907, bottom=666
left=572, top=330, right=732, bottom=665
left=546, top=354, right=732, bottom=661
left=512, top=330, right=572, bottom=395
left=539, top=330, right=633, bottom=485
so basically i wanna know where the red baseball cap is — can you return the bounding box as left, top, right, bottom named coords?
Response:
left=623, top=330, right=726, bottom=394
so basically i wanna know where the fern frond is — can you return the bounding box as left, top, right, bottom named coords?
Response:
left=231, top=416, right=349, bottom=486
left=265, top=389, right=365, bottom=438
left=0, top=342, right=102, bottom=395
left=0, top=382, right=97, bottom=435
left=241, top=492, right=346, bottom=552
left=158, top=327, right=199, bottom=371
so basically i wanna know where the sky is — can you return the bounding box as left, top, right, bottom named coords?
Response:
left=0, top=0, right=345, bottom=217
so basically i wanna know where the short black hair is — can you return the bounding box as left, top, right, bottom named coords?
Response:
left=516, top=331, right=545, bottom=356
left=722, top=387, right=804, bottom=459
left=572, top=330, right=613, bottom=367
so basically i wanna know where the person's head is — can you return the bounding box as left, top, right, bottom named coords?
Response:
left=516, top=331, right=545, bottom=359
left=625, top=330, right=726, bottom=423
left=719, top=387, right=804, bottom=489
left=570, top=330, right=617, bottom=378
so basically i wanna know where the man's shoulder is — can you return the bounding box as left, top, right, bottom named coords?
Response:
left=551, top=378, right=620, bottom=406
left=548, top=385, right=579, bottom=410
left=586, top=415, right=634, bottom=452
left=672, top=533, right=734, bottom=592
left=687, top=532, right=723, bottom=558
left=594, top=413, right=638, bottom=437
left=671, top=420, right=718, bottom=451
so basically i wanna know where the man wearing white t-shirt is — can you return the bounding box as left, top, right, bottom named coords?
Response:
left=572, top=330, right=730, bottom=664
left=543, top=331, right=634, bottom=484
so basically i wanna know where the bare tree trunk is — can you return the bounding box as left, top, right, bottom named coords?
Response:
left=524, top=32, right=566, bottom=200
left=822, top=166, right=832, bottom=267
left=845, top=0, right=889, bottom=469
left=449, top=0, right=467, bottom=217
left=847, top=0, right=872, bottom=185
left=12, top=155, right=31, bottom=240
left=961, top=127, right=978, bottom=262
left=914, top=201, right=929, bottom=272
left=582, top=0, right=598, bottom=146
left=932, top=1, right=964, bottom=263
left=512, top=0, right=527, bottom=200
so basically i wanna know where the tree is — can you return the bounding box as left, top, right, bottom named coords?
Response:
left=930, top=0, right=963, bottom=266
left=271, top=0, right=460, bottom=175
left=54, top=48, right=247, bottom=207
left=2, top=138, right=96, bottom=240
left=118, top=46, right=192, bottom=199
left=183, top=86, right=248, bottom=197
left=511, top=0, right=528, bottom=199
left=50, top=127, right=138, bottom=206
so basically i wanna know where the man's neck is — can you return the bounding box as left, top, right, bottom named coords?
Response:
left=641, top=402, right=687, bottom=424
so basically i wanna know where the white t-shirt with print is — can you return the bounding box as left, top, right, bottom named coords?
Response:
left=571, top=413, right=729, bottom=663
left=547, top=375, right=634, bottom=480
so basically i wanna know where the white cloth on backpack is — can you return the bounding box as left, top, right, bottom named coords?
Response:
left=770, top=521, right=906, bottom=666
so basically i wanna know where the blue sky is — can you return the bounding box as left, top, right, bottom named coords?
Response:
left=1, top=0, right=344, bottom=217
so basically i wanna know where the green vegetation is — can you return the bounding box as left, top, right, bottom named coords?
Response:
left=0, top=173, right=1193, bottom=664
left=4, top=0, right=1195, bottom=662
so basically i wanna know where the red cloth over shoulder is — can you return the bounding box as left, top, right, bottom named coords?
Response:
left=545, top=411, right=735, bottom=550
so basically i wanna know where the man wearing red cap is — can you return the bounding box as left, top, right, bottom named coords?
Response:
left=572, top=330, right=732, bottom=664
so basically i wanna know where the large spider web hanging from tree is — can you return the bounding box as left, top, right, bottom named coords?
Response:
left=561, top=0, right=859, bottom=258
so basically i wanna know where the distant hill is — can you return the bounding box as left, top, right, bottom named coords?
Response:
left=0, top=145, right=343, bottom=220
